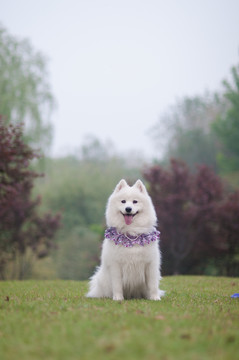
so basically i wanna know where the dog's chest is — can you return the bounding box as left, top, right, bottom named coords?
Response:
left=104, top=239, right=156, bottom=266
left=122, top=246, right=148, bottom=264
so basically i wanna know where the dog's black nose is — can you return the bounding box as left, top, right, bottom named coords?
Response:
left=125, top=207, right=132, bottom=213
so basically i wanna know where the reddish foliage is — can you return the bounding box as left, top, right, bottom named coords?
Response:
left=215, top=191, right=239, bottom=276
left=0, top=118, right=61, bottom=278
left=144, top=159, right=239, bottom=275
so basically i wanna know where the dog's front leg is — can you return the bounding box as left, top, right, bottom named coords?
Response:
left=145, top=263, right=161, bottom=300
left=110, top=264, right=124, bottom=301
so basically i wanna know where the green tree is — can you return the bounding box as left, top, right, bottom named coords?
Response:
left=80, top=135, right=114, bottom=163
left=168, top=128, right=218, bottom=171
left=151, top=93, right=224, bottom=171
left=212, top=65, right=239, bottom=172
left=0, top=25, right=55, bottom=150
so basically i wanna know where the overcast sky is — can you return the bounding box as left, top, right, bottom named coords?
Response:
left=1, top=0, right=239, bottom=159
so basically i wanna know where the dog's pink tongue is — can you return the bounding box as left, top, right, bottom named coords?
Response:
left=124, top=215, right=133, bottom=225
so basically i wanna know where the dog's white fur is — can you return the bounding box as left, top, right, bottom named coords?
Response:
left=86, top=179, right=164, bottom=300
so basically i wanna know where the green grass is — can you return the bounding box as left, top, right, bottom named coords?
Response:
left=0, top=276, right=239, bottom=360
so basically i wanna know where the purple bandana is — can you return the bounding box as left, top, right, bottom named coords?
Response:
left=105, top=227, right=160, bottom=248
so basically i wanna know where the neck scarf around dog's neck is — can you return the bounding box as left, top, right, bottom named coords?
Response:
left=105, top=227, right=160, bottom=248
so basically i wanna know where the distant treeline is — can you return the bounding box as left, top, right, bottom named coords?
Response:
left=1, top=24, right=239, bottom=279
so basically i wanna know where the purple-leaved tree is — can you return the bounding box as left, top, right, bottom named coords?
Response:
left=144, top=159, right=239, bottom=275
left=0, top=118, right=61, bottom=279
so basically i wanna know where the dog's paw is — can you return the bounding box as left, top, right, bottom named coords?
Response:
left=159, top=289, right=166, bottom=298
left=148, top=294, right=161, bottom=301
left=113, top=294, right=124, bottom=301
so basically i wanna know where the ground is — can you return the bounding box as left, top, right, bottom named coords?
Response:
left=0, top=276, right=238, bottom=359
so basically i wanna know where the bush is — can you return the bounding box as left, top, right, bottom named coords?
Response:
left=0, top=119, right=60, bottom=279
left=144, top=159, right=239, bottom=276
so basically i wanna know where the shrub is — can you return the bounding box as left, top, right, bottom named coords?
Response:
left=144, top=159, right=239, bottom=275
left=0, top=119, right=60, bottom=279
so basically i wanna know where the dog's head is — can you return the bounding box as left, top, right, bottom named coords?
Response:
left=106, top=179, right=157, bottom=235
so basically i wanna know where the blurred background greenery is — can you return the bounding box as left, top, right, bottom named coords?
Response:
left=1, top=24, right=239, bottom=280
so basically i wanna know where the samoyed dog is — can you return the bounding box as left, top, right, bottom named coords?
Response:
left=86, top=179, right=164, bottom=301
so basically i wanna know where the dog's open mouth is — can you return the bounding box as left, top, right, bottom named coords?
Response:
left=121, top=212, right=138, bottom=225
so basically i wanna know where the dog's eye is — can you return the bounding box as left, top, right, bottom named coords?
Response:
left=121, top=200, right=126, bottom=204
left=133, top=200, right=138, bottom=204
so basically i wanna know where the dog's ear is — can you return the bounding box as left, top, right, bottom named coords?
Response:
left=114, top=179, right=128, bottom=193
left=134, top=179, right=147, bottom=194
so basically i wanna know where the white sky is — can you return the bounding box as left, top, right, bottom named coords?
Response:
left=1, top=0, right=239, bottom=159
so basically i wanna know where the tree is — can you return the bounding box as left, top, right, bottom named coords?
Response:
left=216, top=191, right=239, bottom=276
left=0, top=119, right=60, bottom=279
left=212, top=65, right=239, bottom=172
left=144, top=159, right=239, bottom=275
left=150, top=93, right=224, bottom=171
left=144, top=159, right=194, bottom=274
left=0, top=25, right=55, bottom=150
left=80, top=135, right=113, bottom=163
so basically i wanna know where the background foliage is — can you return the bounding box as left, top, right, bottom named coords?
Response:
left=1, top=25, right=239, bottom=279
left=144, top=159, right=239, bottom=276
left=0, top=119, right=60, bottom=279
left=0, top=25, right=54, bottom=151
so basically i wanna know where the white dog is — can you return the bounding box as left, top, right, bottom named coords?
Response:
left=86, top=179, right=164, bottom=300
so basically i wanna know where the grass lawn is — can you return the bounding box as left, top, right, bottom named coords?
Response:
left=0, top=276, right=238, bottom=360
